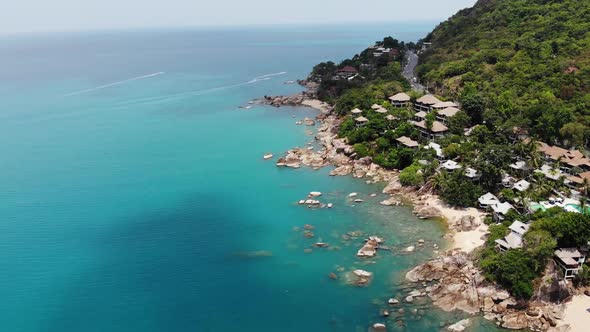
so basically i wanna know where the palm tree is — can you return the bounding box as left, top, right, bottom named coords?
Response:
left=579, top=199, right=588, bottom=216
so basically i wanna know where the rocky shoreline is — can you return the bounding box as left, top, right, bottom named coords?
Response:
left=257, top=86, right=578, bottom=331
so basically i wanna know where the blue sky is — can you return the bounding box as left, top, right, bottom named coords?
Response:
left=2, top=0, right=477, bottom=33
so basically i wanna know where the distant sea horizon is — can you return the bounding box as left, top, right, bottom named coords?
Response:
left=0, top=24, right=501, bottom=332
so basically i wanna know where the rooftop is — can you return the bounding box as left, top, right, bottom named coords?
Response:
left=513, top=179, right=531, bottom=192
left=416, top=94, right=442, bottom=105
left=432, top=101, right=459, bottom=109
left=479, top=192, right=500, bottom=206
left=355, top=116, right=369, bottom=123
left=412, top=120, right=448, bottom=133
left=492, top=202, right=514, bottom=215
left=441, top=160, right=461, bottom=170
left=351, top=108, right=363, bottom=114
left=425, top=142, right=443, bottom=158
left=437, top=107, right=460, bottom=118
left=396, top=136, right=419, bottom=148
left=389, top=92, right=411, bottom=102
left=337, top=66, right=358, bottom=73
left=415, top=111, right=427, bottom=119
left=385, top=114, right=398, bottom=121
left=509, top=220, right=530, bottom=236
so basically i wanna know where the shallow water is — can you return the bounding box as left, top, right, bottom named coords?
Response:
left=0, top=25, right=503, bottom=331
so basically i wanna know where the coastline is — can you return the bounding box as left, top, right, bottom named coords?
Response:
left=265, top=91, right=583, bottom=331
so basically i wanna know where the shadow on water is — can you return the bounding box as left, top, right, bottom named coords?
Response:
left=45, top=194, right=278, bottom=332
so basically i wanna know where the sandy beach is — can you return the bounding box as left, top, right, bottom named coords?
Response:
left=558, top=294, right=590, bottom=332
left=422, top=196, right=488, bottom=253
left=301, top=98, right=331, bottom=113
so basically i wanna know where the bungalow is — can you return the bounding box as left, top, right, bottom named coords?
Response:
left=385, top=114, right=398, bottom=122
left=425, top=142, right=444, bottom=160
left=414, top=111, right=427, bottom=121
left=396, top=136, right=419, bottom=149
left=371, top=105, right=388, bottom=114
left=440, top=160, right=461, bottom=172
left=389, top=92, right=411, bottom=108
left=501, top=173, right=517, bottom=188
left=354, top=116, right=369, bottom=127
left=555, top=248, right=586, bottom=279
left=431, top=101, right=459, bottom=112
left=495, top=220, right=530, bottom=251
left=351, top=108, right=363, bottom=115
left=465, top=167, right=481, bottom=181
left=411, top=120, right=448, bottom=139
left=478, top=192, right=500, bottom=209
left=509, top=161, right=532, bottom=177
left=436, top=107, right=460, bottom=124
left=334, top=66, right=358, bottom=80
left=414, top=94, right=441, bottom=113
left=492, top=202, right=515, bottom=222
left=512, top=179, right=531, bottom=192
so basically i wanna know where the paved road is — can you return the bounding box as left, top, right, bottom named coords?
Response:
left=403, top=50, right=426, bottom=92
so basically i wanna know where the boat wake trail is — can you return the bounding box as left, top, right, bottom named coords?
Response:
left=63, top=72, right=165, bottom=97
left=111, top=71, right=287, bottom=108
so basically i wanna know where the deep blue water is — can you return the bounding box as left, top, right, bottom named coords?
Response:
left=0, top=24, right=502, bottom=332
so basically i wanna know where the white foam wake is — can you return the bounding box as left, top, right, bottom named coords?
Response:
left=63, top=72, right=165, bottom=97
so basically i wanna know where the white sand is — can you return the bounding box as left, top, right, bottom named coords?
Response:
left=423, top=196, right=488, bottom=253
left=559, top=294, right=590, bottom=332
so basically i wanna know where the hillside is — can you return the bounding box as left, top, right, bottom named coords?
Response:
left=418, top=0, right=590, bottom=146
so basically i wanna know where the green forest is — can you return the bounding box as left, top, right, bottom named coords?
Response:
left=418, top=0, right=590, bottom=146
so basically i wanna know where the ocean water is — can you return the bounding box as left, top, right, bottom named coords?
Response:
left=0, top=25, right=502, bottom=332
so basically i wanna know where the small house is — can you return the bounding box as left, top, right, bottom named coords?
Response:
left=478, top=192, right=500, bottom=209
left=388, top=92, right=411, bottom=108
left=554, top=248, right=586, bottom=279
left=334, top=66, right=358, bottom=80
left=491, top=202, right=515, bottom=222
left=465, top=167, right=480, bottom=181
left=495, top=220, right=529, bottom=251
left=395, top=136, right=419, bottom=149
left=436, top=107, right=460, bottom=124
left=351, top=108, right=363, bottom=115
left=411, top=120, right=448, bottom=140
left=414, top=94, right=441, bottom=113
left=440, top=160, right=461, bottom=172
left=512, top=179, right=530, bottom=192
left=354, top=116, right=369, bottom=127
left=425, top=142, right=444, bottom=160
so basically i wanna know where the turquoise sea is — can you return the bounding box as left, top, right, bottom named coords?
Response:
left=0, top=25, right=502, bottom=331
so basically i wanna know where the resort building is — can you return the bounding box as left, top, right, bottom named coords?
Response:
left=512, top=179, right=531, bottom=192
left=554, top=248, right=586, bottom=279
left=465, top=167, right=481, bottom=181
left=478, top=192, right=500, bottom=209
left=395, top=136, right=419, bottom=149
left=436, top=107, right=460, bottom=124
left=431, top=101, right=459, bottom=112
left=491, top=202, right=515, bottom=222
left=425, top=142, right=444, bottom=160
left=495, top=220, right=530, bottom=251
left=385, top=114, right=398, bottom=122
left=414, top=111, right=427, bottom=121
left=535, top=164, right=565, bottom=182
left=389, top=92, right=411, bottom=108
left=354, top=116, right=369, bottom=127
left=414, top=94, right=441, bottom=113
left=509, top=161, right=532, bottom=177
left=440, top=160, right=461, bottom=172
left=411, top=120, right=448, bottom=139
left=567, top=171, right=590, bottom=190
left=334, top=66, right=358, bottom=80
left=538, top=143, right=590, bottom=174
left=371, top=104, right=388, bottom=114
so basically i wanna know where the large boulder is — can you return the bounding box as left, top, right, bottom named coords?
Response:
left=413, top=205, right=442, bottom=219
left=502, top=312, right=529, bottom=330
left=382, top=179, right=402, bottom=194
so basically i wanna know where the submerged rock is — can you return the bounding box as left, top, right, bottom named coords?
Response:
left=447, top=319, right=470, bottom=332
